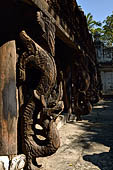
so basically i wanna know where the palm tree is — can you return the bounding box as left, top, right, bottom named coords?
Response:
left=86, top=13, right=102, bottom=35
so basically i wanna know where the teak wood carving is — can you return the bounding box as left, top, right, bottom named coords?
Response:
left=0, top=0, right=102, bottom=169
left=17, top=30, right=63, bottom=169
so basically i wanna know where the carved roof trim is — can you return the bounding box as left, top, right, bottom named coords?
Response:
left=16, top=0, right=77, bottom=48
left=16, top=0, right=95, bottom=61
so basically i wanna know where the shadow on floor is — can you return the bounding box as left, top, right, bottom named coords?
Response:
left=83, top=149, right=113, bottom=170
left=82, top=99, right=113, bottom=169
left=67, top=99, right=113, bottom=169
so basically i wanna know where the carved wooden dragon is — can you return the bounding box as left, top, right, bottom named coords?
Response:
left=17, top=30, right=64, bottom=170
left=73, top=62, right=92, bottom=121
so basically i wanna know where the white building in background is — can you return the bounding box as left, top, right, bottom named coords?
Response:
left=95, top=37, right=113, bottom=95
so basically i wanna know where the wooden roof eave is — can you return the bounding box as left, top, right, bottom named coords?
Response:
left=16, top=0, right=79, bottom=50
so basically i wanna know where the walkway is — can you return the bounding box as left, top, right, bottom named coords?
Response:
left=38, top=98, right=113, bottom=170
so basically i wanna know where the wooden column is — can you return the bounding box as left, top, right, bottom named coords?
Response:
left=0, top=41, right=17, bottom=156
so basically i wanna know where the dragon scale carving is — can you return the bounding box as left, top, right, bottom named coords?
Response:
left=18, top=30, right=63, bottom=170
left=19, top=30, right=57, bottom=96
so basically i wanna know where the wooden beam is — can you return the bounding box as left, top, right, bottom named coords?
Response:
left=0, top=41, right=17, bottom=155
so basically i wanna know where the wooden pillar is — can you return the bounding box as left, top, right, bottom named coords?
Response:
left=0, top=41, right=17, bottom=156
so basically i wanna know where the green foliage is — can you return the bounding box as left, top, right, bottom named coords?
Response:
left=86, top=12, right=113, bottom=47
left=86, top=13, right=102, bottom=35
left=102, top=12, right=113, bottom=46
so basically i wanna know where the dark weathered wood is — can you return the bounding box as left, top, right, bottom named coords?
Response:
left=0, top=41, right=17, bottom=155
left=17, top=30, right=63, bottom=170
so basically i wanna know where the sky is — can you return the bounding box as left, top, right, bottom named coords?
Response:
left=76, top=0, right=113, bottom=22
